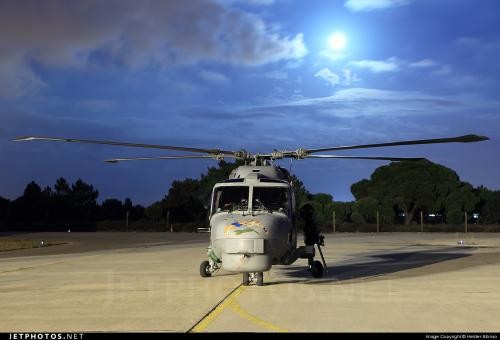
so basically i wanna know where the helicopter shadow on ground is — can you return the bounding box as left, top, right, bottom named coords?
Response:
left=270, top=246, right=475, bottom=285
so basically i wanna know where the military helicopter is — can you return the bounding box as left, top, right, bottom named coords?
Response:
left=12, top=134, right=489, bottom=286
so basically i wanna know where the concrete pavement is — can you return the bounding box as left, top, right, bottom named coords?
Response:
left=1, top=232, right=499, bottom=332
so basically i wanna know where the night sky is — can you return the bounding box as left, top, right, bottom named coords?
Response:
left=1, top=0, right=499, bottom=206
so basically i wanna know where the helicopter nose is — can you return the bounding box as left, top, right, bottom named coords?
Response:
left=224, top=238, right=265, bottom=254
left=221, top=235, right=271, bottom=272
left=221, top=251, right=272, bottom=273
left=210, top=214, right=289, bottom=272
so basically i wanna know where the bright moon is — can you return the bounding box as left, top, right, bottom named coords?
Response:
left=328, top=32, right=347, bottom=50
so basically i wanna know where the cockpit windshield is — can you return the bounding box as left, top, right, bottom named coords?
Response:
left=213, top=186, right=249, bottom=213
left=252, top=187, right=288, bottom=213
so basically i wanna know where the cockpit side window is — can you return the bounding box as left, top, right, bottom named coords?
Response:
left=213, top=186, right=249, bottom=213
left=252, top=187, right=288, bottom=213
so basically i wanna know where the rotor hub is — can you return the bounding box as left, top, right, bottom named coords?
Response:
left=270, top=150, right=285, bottom=160
left=233, top=150, right=251, bottom=161
left=295, top=148, right=308, bottom=159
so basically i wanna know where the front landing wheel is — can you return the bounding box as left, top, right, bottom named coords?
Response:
left=242, top=273, right=250, bottom=286
left=256, top=272, right=264, bottom=286
left=200, top=260, right=211, bottom=277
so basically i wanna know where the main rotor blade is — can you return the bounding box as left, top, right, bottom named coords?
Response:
left=12, top=136, right=235, bottom=155
left=306, top=155, right=426, bottom=161
left=104, top=155, right=220, bottom=163
left=305, top=134, right=489, bottom=154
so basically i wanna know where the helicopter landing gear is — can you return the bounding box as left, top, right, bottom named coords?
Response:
left=199, top=260, right=219, bottom=278
left=200, top=247, right=221, bottom=278
left=299, top=203, right=328, bottom=279
left=313, top=235, right=327, bottom=278
left=301, top=235, right=327, bottom=278
left=242, top=272, right=264, bottom=286
left=256, top=272, right=264, bottom=286
left=200, top=261, right=211, bottom=277
left=310, top=260, right=324, bottom=278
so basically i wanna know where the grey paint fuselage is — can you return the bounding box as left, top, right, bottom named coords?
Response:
left=208, top=166, right=298, bottom=273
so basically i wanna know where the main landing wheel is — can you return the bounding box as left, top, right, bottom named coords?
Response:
left=200, top=260, right=211, bottom=278
left=310, top=260, right=324, bottom=278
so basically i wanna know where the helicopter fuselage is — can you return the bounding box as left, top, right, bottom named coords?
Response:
left=207, top=165, right=298, bottom=273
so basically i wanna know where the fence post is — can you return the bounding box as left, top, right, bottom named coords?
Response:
left=376, top=210, right=379, bottom=233
left=333, top=210, right=336, bottom=233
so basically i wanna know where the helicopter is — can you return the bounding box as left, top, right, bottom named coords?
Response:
left=12, top=134, right=489, bottom=286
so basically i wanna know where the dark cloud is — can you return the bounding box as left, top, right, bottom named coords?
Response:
left=0, top=0, right=307, bottom=98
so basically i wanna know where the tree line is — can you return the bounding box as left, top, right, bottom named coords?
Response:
left=1, top=159, right=499, bottom=232
left=0, top=178, right=145, bottom=231
left=331, top=160, right=500, bottom=228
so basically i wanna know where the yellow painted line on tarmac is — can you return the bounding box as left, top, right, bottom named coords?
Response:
left=189, top=284, right=288, bottom=333
left=229, top=301, right=289, bottom=332
left=189, top=284, right=246, bottom=332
